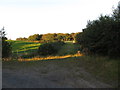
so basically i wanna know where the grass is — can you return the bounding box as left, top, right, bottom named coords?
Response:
left=8, top=40, right=41, bottom=54
left=57, top=41, right=81, bottom=56
left=18, top=54, right=83, bottom=61
left=8, top=40, right=80, bottom=58
left=74, top=56, right=119, bottom=87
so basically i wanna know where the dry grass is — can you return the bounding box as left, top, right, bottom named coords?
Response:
left=18, top=53, right=83, bottom=61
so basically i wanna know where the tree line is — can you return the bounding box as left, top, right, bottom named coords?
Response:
left=16, top=33, right=76, bottom=42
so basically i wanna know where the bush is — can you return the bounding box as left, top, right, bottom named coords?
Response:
left=38, top=41, right=65, bottom=56
left=0, top=27, right=12, bottom=58
left=74, top=32, right=82, bottom=44
left=49, top=41, right=65, bottom=50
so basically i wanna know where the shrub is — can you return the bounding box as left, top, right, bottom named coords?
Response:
left=2, top=40, right=12, bottom=58
left=0, top=27, right=12, bottom=58
left=38, top=41, right=65, bottom=56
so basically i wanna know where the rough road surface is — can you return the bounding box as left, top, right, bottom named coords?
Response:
left=3, top=61, right=112, bottom=88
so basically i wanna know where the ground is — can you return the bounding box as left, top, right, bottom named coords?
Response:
left=3, top=58, right=113, bottom=88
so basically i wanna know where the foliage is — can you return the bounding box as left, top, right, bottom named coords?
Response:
left=0, top=27, right=12, bottom=58
left=74, top=32, right=82, bottom=44
left=75, top=4, right=120, bottom=57
left=112, top=2, right=120, bottom=21
left=39, top=32, right=74, bottom=43
left=38, top=41, right=65, bottom=56
left=41, top=33, right=56, bottom=42
left=55, top=33, right=74, bottom=41
left=28, top=34, right=42, bottom=41
left=16, top=37, right=28, bottom=41
left=57, top=41, right=81, bottom=56
left=38, top=43, right=56, bottom=56
left=2, top=40, right=12, bottom=58
left=15, top=33, right=75, bottom=42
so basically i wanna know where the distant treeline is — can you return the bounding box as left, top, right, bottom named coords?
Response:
left=16, top=33, right=77, bottom=42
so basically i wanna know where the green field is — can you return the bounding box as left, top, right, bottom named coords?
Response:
left=8, top=40, right=41, bottom=54
left=8, top=40, right=80, bottom=57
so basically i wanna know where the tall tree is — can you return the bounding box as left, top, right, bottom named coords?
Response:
left=75, top=3, right=120, bottom=57
left=0, top=27, right=12, bottom=58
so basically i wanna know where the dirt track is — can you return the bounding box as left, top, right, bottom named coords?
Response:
left=2, top=61, right=112, bottom=88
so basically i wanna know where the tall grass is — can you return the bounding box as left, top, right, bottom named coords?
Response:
left=74, top=56, right=119, bottom=87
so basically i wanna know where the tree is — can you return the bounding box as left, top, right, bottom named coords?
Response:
left=0, top=27, right=12, bottom=58
left=74, top=32, right=82, bottom=44
left=65, top=33, right=73, bottom=41
left=28, top=34, right=42, bottom=41
left=112, top=2, right=120, bottom=21
left=109, top=3, right=120, bottom=57
left=16, top=37, right=27, bottom=41
left=41, top=33, right=57, bottom=42
left=75, top=3, right=120, bottom=57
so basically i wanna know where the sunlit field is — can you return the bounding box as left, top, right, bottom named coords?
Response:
left=8, top=40, right=41, bottom=54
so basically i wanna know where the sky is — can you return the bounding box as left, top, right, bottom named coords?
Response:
left=0, top=0, right=119, bottom=40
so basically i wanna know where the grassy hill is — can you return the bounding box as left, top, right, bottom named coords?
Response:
left=7, top=40, right=41, bottom=58
left=8, top=40, right=41, bottom=54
